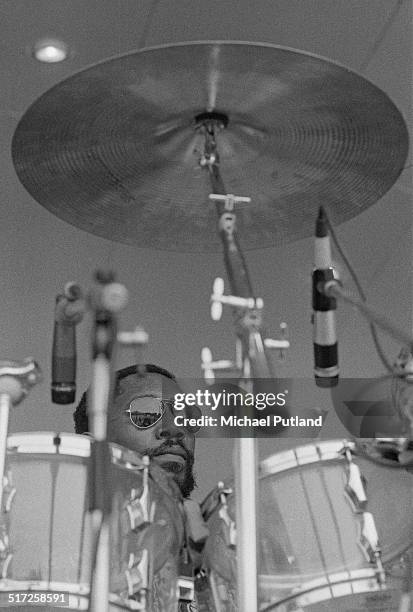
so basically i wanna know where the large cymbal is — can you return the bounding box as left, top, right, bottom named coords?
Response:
left=12, top=41, right=408, bottom=252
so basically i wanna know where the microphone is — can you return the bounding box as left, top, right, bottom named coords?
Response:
left=312, top=207, right=339, bottom=387
left=51, top=282, right=85, bottom=404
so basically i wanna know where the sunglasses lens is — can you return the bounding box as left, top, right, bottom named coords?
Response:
left=129, top=412, right=162, bottom=428
left=128, top=398, right=163, bottom=429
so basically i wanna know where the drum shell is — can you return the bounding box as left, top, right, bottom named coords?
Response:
left=202, top=440, right=413, bottom=611
left=0, top=432, right=184, bottom=611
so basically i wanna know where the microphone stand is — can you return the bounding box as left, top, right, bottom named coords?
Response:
left=0, top=360, right=41, bottom=512
left=87, top=272, right=128, bottom=612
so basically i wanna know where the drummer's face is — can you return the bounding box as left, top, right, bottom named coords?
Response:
left=107, top=373, right=196, bottom=497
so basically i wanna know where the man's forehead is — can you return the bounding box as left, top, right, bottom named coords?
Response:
left=116, top=372, right=179, bottom=397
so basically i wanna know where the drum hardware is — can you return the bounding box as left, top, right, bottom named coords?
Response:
left=201, top=346, right=238, bottom=383
left=199, top=109, right=280, bottom=612
left=210, top=276, right=263, bottom=321
left=0, top=433, right=184, bottom=611
left=217, top=483, right=236, bottom=549
left=321, top=279, right=413, bottom=465
left=0, top=359, right=41, bottom=522
left=10, top=40, right=410, bottom=611
left=360, top=513, right=386, bottom=584
left=177, top=574, right=196, bottom=603
left=210, top=277, right=289, bottom=351
left=126, top=457, right=155, bottom=532
left=201, top=111, right=292, bottom=609
left=1, top=470, right=16, bottom=513
left=87, top=271, right=129, bottom=612
left=117, top=327, right=149, bottom=381
left=117, top=327, right=149, bottom=349
left=342, top=442, right=368, bottom=511
left=177, top=548, right=196, bottom=604
left=125, top=549, right=149, bottom=599
left=209, top=193, right=252, bottom=210
left=203, top=440, right=413, bottom=611
left=0, top=531, right=11, bottom=579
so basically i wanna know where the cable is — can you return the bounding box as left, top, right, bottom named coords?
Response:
left=321, top=206, right=395, bottom=373
left=360, top=0, right=408, bottom=72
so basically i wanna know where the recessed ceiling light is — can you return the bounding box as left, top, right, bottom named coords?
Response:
left=33, top=38, right=69, bottom=63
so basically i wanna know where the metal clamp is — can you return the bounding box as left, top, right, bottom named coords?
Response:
left=201, top=347, right=236, bottom=383
left=117, top=326, right=149, bottom=347
left=264, top=323, right=290, bottom=360
left=209, top=193, right=251, bottom=212
left=210, top=277, right=263, bottom=322
left=0, top=359, right=42, bottom=406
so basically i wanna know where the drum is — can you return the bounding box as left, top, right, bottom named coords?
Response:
left=0, top=432, right=184, bottom=611
left=201, top=440, right=413, bottom=612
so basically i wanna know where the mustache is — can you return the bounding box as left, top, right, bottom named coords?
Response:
left=146, top=439, right=194, bottom=462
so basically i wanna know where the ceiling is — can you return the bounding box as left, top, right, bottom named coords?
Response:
left=0, top=1, right=411, bottom=130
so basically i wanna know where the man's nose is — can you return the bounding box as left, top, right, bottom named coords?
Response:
left=155, top=405, right=184, bottom=440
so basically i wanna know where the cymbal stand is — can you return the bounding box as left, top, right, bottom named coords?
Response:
left=197, top=112, right=288, bottom=612
left=0, top=359, right=41, bottom=513
left=87, top=271, right=128, bottom=612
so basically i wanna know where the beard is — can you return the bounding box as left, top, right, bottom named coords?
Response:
left=145, top=439, right=196, bottom=498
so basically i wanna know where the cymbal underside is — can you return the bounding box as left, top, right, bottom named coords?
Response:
left=12, top=42, right=408, bottom=252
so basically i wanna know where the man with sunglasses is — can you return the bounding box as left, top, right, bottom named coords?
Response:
left=74, top=364, right=207, bottom=611
left=73, top=363, right=197, bottom=497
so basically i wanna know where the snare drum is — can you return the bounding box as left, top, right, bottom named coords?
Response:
left=0, top=432, right=184, bottom=611
left=201, top=440, right=413, bottom=611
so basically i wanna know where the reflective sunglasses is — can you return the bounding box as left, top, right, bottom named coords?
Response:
left=127, top=397, right=173, bottom=429
left=126, top=396, right=201, bottom=432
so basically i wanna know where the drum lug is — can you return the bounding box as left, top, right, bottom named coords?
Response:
left=0, top=530, right=12, bottom=579
left=125, top=549, right=149, bottom=596
left=2, top=471, right=16, bottom=513
left=126, top=495, right=153, bottom=531
left=345, top=463, right=367, bottom=511
left=0, top=553, right=12, bottom=579
left=126, top=457, right=154, bottom=531
left=218, top=483, right=236, bottom=548
left=360, top=512, right=379, bottom=558
left=177, top=575, right=195, bottom=603
left=343, top=445, right=367, bottom=512
left=359, top=511, right=385, bottom=584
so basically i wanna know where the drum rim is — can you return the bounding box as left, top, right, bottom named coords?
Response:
left=0, top=581, right=141, bottom=610
left=259, top=567, right=398, bottom=610
left=6, top=432, right=145, bottom=469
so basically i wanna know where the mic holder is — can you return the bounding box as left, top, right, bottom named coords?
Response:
left=52, top=285, right=86, bottom=404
